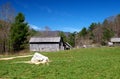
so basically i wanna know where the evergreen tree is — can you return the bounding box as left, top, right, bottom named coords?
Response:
left=68, top=32, right=76, bottom=47
left=58, top=31, right=67, bottom=42
left=102, top=28, right=114, bottom=42
left=88, top=23, right=97, bottom=32
left=10, top=13, right=29, bottom=52
left=79, top=27, right=87, bottom=37
left=88, top=23, right=96, bottom=40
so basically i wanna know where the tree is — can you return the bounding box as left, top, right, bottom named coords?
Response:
left=58, top=31, right=67, bottom=42
left=88, top=23, right=97, bottom=32
left=10, top=13, right=29, bottom=52
left=42, top=26, right=51, bottom=37
left=92, top=23, right=103, bottom=43
left=0, top=2, right=15, bottom=53
left=44, top=26, right=51, bottom=31
left=68, top=32, right=76, bottom=47
left=103, top=19, right=109, bottom=28
left=102, top=28, right=114, bottom=42
left=79, top=27, right=87, bottom=37
left=88, top=23, right=97, bottom=40
left=115, top=14, right=120, bottom=36
left=29, top=28, right=38, bottom=36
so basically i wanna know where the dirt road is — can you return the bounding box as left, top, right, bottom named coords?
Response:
left=0, top=55, right=32, bottom=60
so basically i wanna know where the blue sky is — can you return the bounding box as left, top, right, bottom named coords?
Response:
left=1, top=0, right=120, bottom=32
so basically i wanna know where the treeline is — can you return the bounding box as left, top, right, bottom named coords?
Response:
left=0, top=3, right=30, bottom=54
left=75, top=14, right=120, bottom=47
left=27, top=15, right=120, bottom=48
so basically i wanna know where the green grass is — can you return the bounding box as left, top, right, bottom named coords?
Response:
left=0, top=47, right=120, bottom=79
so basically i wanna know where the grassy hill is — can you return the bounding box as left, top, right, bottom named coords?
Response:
left=0, top=47, right=120, bottom=79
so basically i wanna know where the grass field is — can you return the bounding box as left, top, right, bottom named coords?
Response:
left=0, top=47, right=120, bottom=79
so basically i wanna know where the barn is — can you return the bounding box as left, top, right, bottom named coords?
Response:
left=110, top=38, right=120, bottom=46
left=29, top=37, right=65, bottom=52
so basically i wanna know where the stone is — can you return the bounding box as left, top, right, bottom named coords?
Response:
left=31, top=52, right=49, bottom=65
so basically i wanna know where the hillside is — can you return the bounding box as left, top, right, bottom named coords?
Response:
left=76, top=14, right=120, bottom=46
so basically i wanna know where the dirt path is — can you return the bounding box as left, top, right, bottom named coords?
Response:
left=0, top=55, right=33, bottom=60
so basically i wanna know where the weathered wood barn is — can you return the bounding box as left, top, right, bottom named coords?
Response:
left=29, top=37, right=65, bottom=52
left=110, top=38, right=120, bottom=46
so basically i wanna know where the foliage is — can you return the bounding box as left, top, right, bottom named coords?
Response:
left=88, top=23, right=97, bottom=40
left=115, top=14, right=120, bottom=36
left=88, top=23, right=97, bottom=32
left=101, top=28, right=114, bottom=45
left=10, top=13, right=29, bottom=52
left=67, top=32, right=76, bottom=47
left=103, top=28, right=114, bottom=41
left=0, top=47, right=120, bottom=79
left=0, top=2, right=15, bottom=53
left=29, top=28, right=38, bottom=36
left=79, top=27, right=87, bottom=37
left=58, top=31, right=76, bottom=47
left=58, top=31, right=67, bottom=42
left=76, top=14, right=120, bottom=46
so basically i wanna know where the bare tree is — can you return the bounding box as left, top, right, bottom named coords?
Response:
left=41, top=26, right=52, bottom=37
left=0, top=2, right=15, bottom=53
left=44, top=26, right=51, bottom=31
left=115, top=15, right=120, bottom=37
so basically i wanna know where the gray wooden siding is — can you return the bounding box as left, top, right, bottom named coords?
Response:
left=110, top=38, right=120, bottom=46
left=30, top=44, right=60, bottom=52
left=29, top=37, right=65, bottom=52
left=111, top=38, right=120, bottom=42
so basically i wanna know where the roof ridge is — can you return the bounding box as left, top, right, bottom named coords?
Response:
left=29, top=37, right=61, bottom=42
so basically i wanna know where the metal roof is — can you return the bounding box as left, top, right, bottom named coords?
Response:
left=65, top=42, right=72, bottom=48
left=111, top=38, right=120, bottom=42
left=29, top=37, right=61, bottom=43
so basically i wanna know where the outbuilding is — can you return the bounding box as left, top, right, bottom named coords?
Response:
left=110, top=38, right=120, bottom=46
left=29, top=37, right=64, bottom=52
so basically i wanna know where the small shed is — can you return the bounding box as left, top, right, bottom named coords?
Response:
left=110, top=38, right=120, bottom=46
left=29, top=37, right=64, bottom=52
left=64, top=42, right=72, bottom=50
